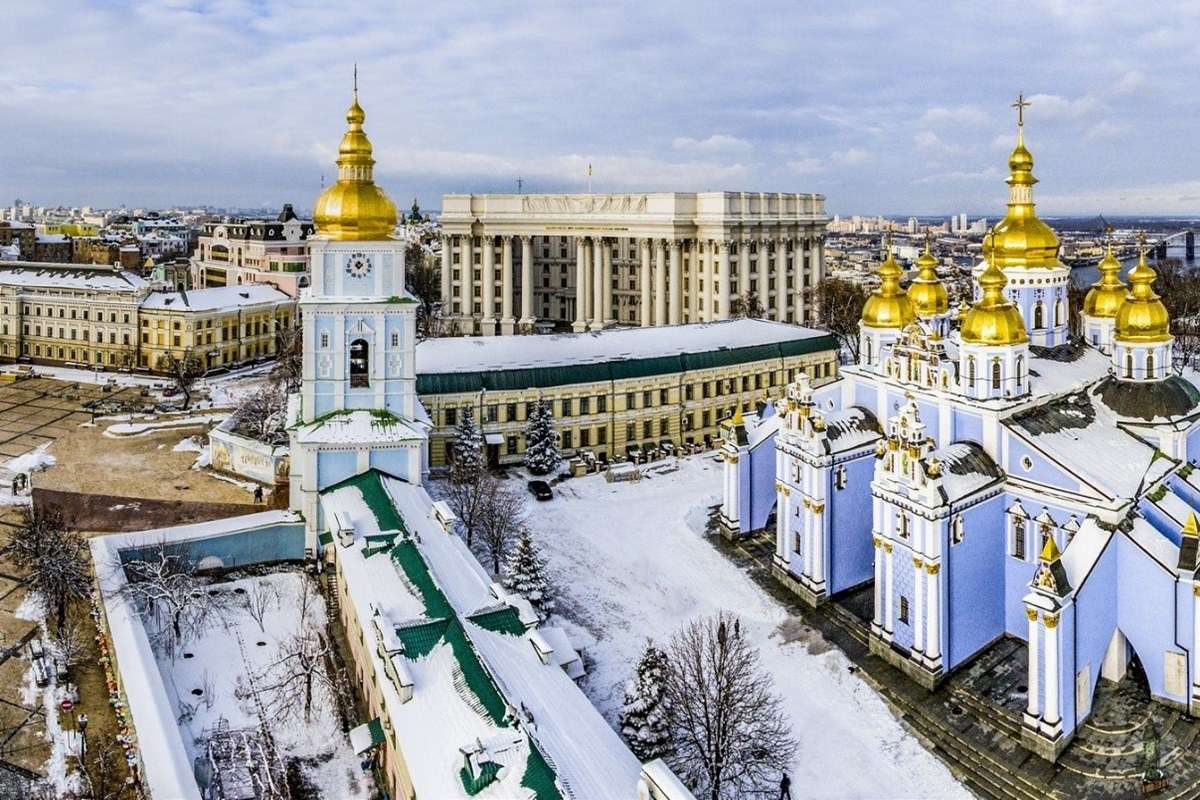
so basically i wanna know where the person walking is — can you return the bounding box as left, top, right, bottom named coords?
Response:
left=780, top=773, right=792, bottom=800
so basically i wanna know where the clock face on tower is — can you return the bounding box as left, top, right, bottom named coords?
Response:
left=346, top=252, right=372, bottom=279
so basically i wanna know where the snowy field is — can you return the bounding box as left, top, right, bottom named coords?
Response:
left=524, top=455, right=969, bottom=800
left=147, top=571, right=370, bottom=799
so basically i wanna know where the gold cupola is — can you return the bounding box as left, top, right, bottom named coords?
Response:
left=1114, top=243, right=1171, bottom=343
left=982, top=94, right=1061, bottom=270
left=313, top=83, right=398, bottom=241
left=961, top=236, right=1029, bottom=346
left=861, top=236, right=916, bottom=329
left=907, top=232, right=949, bottom=317
left=1082, top=239, right=1127, bottom=319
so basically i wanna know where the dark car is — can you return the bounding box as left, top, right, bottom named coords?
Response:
left=527, top=480, right=553, bottom=501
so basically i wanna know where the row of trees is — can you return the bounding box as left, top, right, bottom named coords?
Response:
left=450, top=400, right=562, bottom=480
left=620, top=613, right=796, bottom=800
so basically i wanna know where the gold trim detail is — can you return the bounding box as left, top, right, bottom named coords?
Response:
left=1043, top=613, right=1059, bottom=629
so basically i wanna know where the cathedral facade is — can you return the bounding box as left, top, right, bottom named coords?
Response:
left=722, top=111, right=1200, bottom=762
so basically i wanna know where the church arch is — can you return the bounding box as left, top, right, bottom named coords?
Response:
left=1126, top=351, right=1134, bottom=379
left=1146, top=352, right=1155, bottom=377
left=1033, top=301, right=1045, bottom=329
left=349, top=338, right=370, bottom=387
left=1054, top=300, right=1064, bottom=327
left=991, top=359, right=1001, bottom=390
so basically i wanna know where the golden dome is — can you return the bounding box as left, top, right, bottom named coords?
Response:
left=313, top=91, right=398, bottom=241
left=981, top=125, right=1061, bottom=270
left=1114, top=248, right=1171, bottom=343
left=861, top=249, right=915, bottom=329
left=961, top=248, right=1028, bottom=346
left=1082, top=243, right=1127, bottom=319
left=907, top=237, right=949, bottom=317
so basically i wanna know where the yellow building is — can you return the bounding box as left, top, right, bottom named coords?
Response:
left=416, top=318, right=839, bottom=468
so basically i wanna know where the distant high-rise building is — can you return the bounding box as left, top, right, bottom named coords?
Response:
left=907, top=217, right=918, bottom=234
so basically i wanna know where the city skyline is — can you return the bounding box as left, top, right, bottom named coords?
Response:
left=7, top=1, right=1200, bottom=215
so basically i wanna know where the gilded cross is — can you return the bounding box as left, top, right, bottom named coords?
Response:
left=1011, top=92, right=1030, bottom=127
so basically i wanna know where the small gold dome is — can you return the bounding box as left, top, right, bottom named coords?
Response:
left=907, top=238, right=949, bottom=317
left=1082, top=244, right=1127, bottom=319
left=313, top=92, right=398, bottom=241
left=861, top=250, right=915, bottom=329
left=1114, top=249, right=1171, bottom=343
left=961, top=253, right=1028, bottom=346
left=982, top=129, right=1061, bottom=270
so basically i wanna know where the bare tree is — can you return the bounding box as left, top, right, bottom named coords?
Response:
left=233, top=383, right=288, bottom=445
left=241, top=579, right=334, bottom=724
left=76, top=735, right=132, bottom=800
left=664, top=612, right=796, bottom=800
left=47, top=613, right=92, bottom=675
left=444, top=470, right=490, bottom=547
left=808, top=278, right=868, bottom=361
left=120, top=541, right=228, bottom=656
left=477, top=479, right=527, bottom=575
left=406, top=244, right=442, bottom=338
left=271, top=321, right=303, bottom=393
left=0, top=506, right=90, bottom=632
left=162, top=348, right=206, bottom=409
left=730, top=292, right=764, bottom=320
left=243, top=579, right=280, bottom=633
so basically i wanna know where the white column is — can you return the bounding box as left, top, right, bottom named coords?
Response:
left=669, top=241, right=682, bottom=325
left=1044, top=615, right=1060, bottom=726
left=500, top=236, right=514, bottom=334
left=1193, top=586, right=1200, bottom=713
left=775, top=483, right=788, bottom=561
left=481, top=235, right=496, bottom=335
left=884, top=542, right=895, bottom=636
left=812, top=235, right=824, bottom=323
left=654, top=240, right=667, bottom=327
left=459, top=235, right=474, bottom=333
left=912, top=557, right=925, bottom=654
left=774, top=236, right=788, bottom=322
left=1026, top=609, right=1040, bottom=719
left=702, top=241, right=714, bottom=321
left=738, top=238, right=751, bottom=311
left=926, top=562, right=941, bottom=663
left=757, top=237, right=771, bottom=317
left=440, top=236, right=451, bottom=314
left=591, top=237, right=604, bottom=330
left=573, top=237, right=587, bottom=333
left=717, top=241, right=732, bottom=320
left=639, top=238, right=652, bottom=327
left=602, top=240, right=613, bottom=322
left=519, top=235, right=534, bottom=328
left=795, top=237, right=808, bottom=325
left=872, top=537, right=883, bottom=627
left=724, top=453, right=740, bottom=525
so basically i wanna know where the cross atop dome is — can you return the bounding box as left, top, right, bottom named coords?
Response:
left=1011, top=91, right=1031, bottom=129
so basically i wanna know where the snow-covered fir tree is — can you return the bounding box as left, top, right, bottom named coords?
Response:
left=619, top=641, right=673, bottom=762
left=523, top=400, right=561, bottom=475
left=452, top=408, right=484, bottom=482
left=502, top=529, right=555, bottom=616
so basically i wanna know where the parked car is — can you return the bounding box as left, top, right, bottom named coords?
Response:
left=527, top=480, right=553, bottom=501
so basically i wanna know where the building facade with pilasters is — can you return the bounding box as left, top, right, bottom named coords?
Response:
left=719, top=113, right=1200, bottom=763
left=437, top=192, right=827, bottom=335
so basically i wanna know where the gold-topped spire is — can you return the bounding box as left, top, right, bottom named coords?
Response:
left=313, top=72, right=398, bottom=241
left=907, top=229, right=949, bottom=317
left=1114, top=233, right=1171, bottom=343
left=861, top=232, right=915, bottom=329
left=1183, top=512, right=1199, bottom=539
left=982, top=93, right=1061, bottom=270
left=1082, top=228, right=1127, bottom=319
left=1039, top=532, right=1061, bottom=563
left=961, top=230, right=1029, bottom=345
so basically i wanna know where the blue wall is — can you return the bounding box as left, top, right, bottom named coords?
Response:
left=829, top=453, right=875, bottom=593
left=1005, top=437, right=1083, bottom=494
left=745, top=432, right=778, bottom=532
left=1072, top=535, right=1118, bottom=725
left=318, top=450, right=358, bottom=490
left=370, top=448, right=409, bottom=479
left=1117, top=534, right=1188, bottom=706
left=119, top=521, right=306, bottom=570
left=891, top=543, right=916, bottom=652
left=947, top=495, right=1005, bottom=668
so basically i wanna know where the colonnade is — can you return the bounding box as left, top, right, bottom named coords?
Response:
left=439, top=231, right=825, bottom=335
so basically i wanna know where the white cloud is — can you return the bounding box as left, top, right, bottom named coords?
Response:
left=671, top=134, right=752, bottom=156
left=787, top=157, right=824, bottom=175
left=919, top=105, right=988, bottom=128
left=1112, top=69, right=1145, bottom=96
left=832, top=147, right=872, bottom=166
left=1084, top=120, right=1130, bottom=141
left=913, top=167, right=1003, bottom=185
left=1025, top=93, right=1101, bottom=122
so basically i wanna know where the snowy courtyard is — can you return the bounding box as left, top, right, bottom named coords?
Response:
left=525, top=455, right=970, bottom=799
left=143, top=570, right=370, bottom=799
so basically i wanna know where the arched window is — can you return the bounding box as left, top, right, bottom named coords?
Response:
left=1146, top=352, right=1155, bottom=377
left=863, top=336, right=872, bottom=365
left=992, top=359, right=1001, bottom=390
left=1126, top=351, right=1134, bottom=379
left=967, top=355, right=976, bottom=388
left=1033, top=302, right=1045, bottom=329
left=1015, top=355, right=1025, bottom=387
left=1054, top=300, right=1064, bottom=326
left=349, top=338, right=370, bottom=387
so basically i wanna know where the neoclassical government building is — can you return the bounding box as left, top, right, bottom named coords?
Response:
left=437, top=191, right=828, bottom=334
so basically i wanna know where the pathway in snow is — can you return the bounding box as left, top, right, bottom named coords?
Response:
left=525, top=456, right=969, bottom=800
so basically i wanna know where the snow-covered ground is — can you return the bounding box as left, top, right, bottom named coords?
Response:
left=147, top=571, right=370, bottom=799
left=523, top=455, right=969, bottom=800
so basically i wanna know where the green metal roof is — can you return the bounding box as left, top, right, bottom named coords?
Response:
left=416, top=333, right=838, bottom=395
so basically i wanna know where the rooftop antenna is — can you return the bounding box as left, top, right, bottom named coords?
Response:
left=517, top=177, right=524, bottom=194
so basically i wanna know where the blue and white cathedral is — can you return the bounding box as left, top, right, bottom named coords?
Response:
left=722, top=108, right=1200, bottom=761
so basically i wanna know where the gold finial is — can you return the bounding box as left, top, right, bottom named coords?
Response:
left=1183, top=512, right=1200, bottom=538
left=1012, top=92, right=1031, bottom=129
left=353, top=62, right=358, bottom=97
left=924, top=227, right=933, bottom=252
left=1039, top=534, right=1061, bottom=563
left=732, top=403, right=744, bottom=426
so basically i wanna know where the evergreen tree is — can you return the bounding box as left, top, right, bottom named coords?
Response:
left=452, top=408, right=484, bottom=483
left=502, top=529, right=555, bottom=616
left=619, top=641, right=673, bottom=762
left=523, top=400, right=561, bottom=475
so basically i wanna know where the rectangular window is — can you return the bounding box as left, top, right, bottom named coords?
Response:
left=579, top=397, right=590, bottom=415
left=445, top=407, right=457, bottom=426
left=897, top=513, right=909, bottom=539
left=506, top=435, right=517, bottom=455
left=506, top=403, right=517, bottom=422
left=1013, top=519, right=1026, bottom=559
left=625, top=422, right=635, bottom=440
left=580, top=429, right=590, bottom=447
left=561, top=399, right=571, bottom=418
left=597, top=427, right=607, bottom=445
left=643, top=390, right=652, bottom=407
left=561, top=430, right=573, bottom=449
left=835, top=465, right=847, bottom=490
left=659, top=388, right=669, bottom=405
left=642, top=419, right=652, bottom=438
left=626, top=392, right=636, bottom=410
left=597, top=395, right=607, bottom=413
left=899, top=596, right=909, bottom=624
left=485, top=404, right=498, bottom=423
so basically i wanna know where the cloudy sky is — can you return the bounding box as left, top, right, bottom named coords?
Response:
left=6, top=1, right=1200, bottom=216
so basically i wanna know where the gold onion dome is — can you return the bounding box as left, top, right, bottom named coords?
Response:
left=961, top=243, right=1029, bottom=346
left=1082, top=243, right=1127, bottom=319
left=982, top=120, right=1061, bottom=270
left=313, top=90, right=398, bottom=241
left=907, top=236, right=949, bottom=317
left=861, top=246, right=916, bottom=329
left=1114, top=247, right=1171, bottom=343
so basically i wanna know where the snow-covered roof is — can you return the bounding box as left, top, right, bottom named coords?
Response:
left=1127, top=515, right=1180, bottom=572
left=416, top=319, right=834, bottom=374
left=935, top=441, right=1003, bottom=502
left=294, top=409, right=426, bottom=446
left=1026, top=343, right=1111, bottom=400
left=0, top=263, right=148, bottom=292
left=319, top=472, right=643, bottom=799
left=1059, top=518, right=1114, bottom=591
left=141, top=283, right=291, bottom=311
left=823, top=406, right=882, bottom=452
